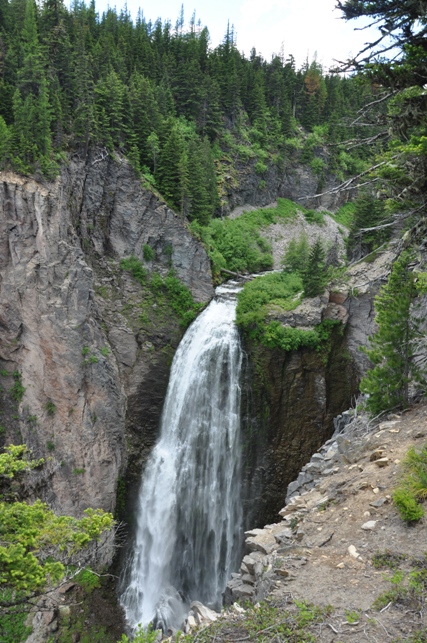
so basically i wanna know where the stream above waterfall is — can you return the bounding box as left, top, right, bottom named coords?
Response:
left=120, top=281, right=244, bottom=633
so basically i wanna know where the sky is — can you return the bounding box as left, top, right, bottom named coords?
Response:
left=93, top=0, right=380, bottom=70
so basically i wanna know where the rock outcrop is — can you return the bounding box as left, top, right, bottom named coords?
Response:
left=0, top=152, right=213, bottom=519
left=220, top=145, right=353, bottom=214
left=240, top=248, right=396, bottom=527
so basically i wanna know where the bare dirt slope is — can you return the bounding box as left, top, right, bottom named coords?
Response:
left=259, top=402, right=427, bottom=641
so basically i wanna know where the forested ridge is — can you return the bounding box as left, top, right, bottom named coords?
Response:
left=0, top=0, right=381, bottom=223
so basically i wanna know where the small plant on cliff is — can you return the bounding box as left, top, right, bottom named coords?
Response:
left=10, top=372, right=25, bottom=403
left=118, top=625, right=159, bottom=643
left=45, top=401, right=56, bottom=416
left=143, top=244, right=155, bottom=261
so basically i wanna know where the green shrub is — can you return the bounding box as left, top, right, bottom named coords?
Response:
left=254, top=161, right=268, bottom=175
left=10, top=372, right=25, bottom=402
left=393, top=443, right=427, bottom=523
left=143, top=244, right=155, bottom=261
left=0, top=590, right=32, bottom=643
left=190, top=198, right=304, bottom=279
left=393, top=487, right=425, bottom=523
left=75, top=569, right=101, bottom=593
left=120, top=256, right=147, bottom=284
left=45, top=401, right=56, bottom=416
left=236, top=268, right=340, bottom=351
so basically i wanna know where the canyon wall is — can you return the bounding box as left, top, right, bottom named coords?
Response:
left=0, top=151, right=213, bottom=519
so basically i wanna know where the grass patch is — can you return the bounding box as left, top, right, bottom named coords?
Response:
left=0, top=590, right=32, bottom=643
left=328, top=202, right=356, bottom=228
left=10, top=372, right=25, bottom=403
left=236, top=271, right=341, bottom=351
left=75, top=569, right=101, bottom=593
left=372, top=550, right=407, bottom=570
left=372, top=553, right=427, bottom=613
left=190, top=198, right=306, bottom=279
left=393, top=443, right=427, bottom=523
left=236, top=271, right=303, bottom=337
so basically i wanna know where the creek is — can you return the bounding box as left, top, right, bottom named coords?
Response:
left=120, top=281, right=244, bottom=632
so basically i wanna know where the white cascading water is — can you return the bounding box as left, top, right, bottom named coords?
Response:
left=120, top=281, right=244, bottom=633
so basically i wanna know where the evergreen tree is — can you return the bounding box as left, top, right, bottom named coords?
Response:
left=0, top=115, right=10, bottom=165
left=347, top=195, right=390, bottom=260
left=11, top=0, right=53, bottom=173
left=360, top=251, right=424, bottom=414
left=186, top=136, right=213, bottom=225
left=155, top=123, right=187, bottom=211
left=302, top=239, right=327, bottom=297
left=282, top=233, right=310, bottom=274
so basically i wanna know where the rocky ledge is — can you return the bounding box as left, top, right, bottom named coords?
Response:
left=224, top=402, right=427, bottom=642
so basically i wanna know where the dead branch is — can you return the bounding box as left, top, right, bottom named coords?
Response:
left=357, top=91, right=399, bottom=112
left=327, top=131, right=389, bottom=149
left=298, top=156, right=399, bottom=201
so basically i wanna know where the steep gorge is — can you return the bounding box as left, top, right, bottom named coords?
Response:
left=0, top=152, right=382, bottom=640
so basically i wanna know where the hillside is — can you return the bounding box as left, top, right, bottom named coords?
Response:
left=181, top=403, right=427, bottom=643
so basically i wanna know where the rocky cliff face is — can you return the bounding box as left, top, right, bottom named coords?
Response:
left=240, top=316, right=358, bottom=527
left=0, top=152, right=213, bottom=518
left=239, top=249, right=397, bottom=527
left=220, top=146, right=352, bottom=214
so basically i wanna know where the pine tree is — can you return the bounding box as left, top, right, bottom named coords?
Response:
left=11, top=0, right=53, bottom=174
left=186, top=136, right=213, bottom=225
left=0, top=115, right=10, bottom=165
left=282, top=233, right=310, bottom=274
left=155, top=123, right=186, bottom=211
left=360, top=251, right=424, bottom=415
left=302, top=239, right=327, bottom=297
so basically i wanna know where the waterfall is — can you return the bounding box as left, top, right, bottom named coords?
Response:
left=120, top=281, right=244, bottom=632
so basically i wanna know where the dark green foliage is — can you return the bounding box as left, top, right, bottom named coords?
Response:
left=393, top=443, right=427, bottom=523
left=10, top=372, right=25, bottom=402
left=142, top=244, right=154, bottom=261
left=0, top=0, right=378, bottom=212
left=282, top=234, right=310, bottom=274
left=302, top=239, right=328, bottom=297
left=338, top=0, right=427, bottom=89
left=372, top=551, right=407, bottom=570
left=45, top=401, right=56, bottom=415
left=120, top=256, right=201, bottom=327
left=337, top=1, right=427, bottom=224
left=347, top=195, right=390, bottom=260
left=0, top=590, right=32, bottom=643
left=360, top=251, right=423, bottom=414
